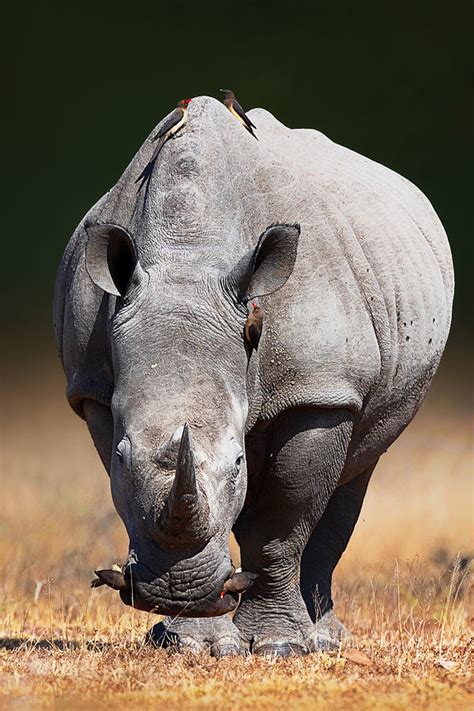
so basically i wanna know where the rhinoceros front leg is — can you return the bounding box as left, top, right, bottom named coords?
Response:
left=233, top=408, right=354, bottom=656
left=300, top=462, right=376, bottom=651
left=147, top=615, right=244, bottom=657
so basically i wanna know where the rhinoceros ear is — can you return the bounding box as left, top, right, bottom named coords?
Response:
left=230, top=223, right=300, bottom=301
left=85, top=223, right=137, bottom=297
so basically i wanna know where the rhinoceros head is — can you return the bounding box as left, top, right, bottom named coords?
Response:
left=82, top=217, right=299, bottom=616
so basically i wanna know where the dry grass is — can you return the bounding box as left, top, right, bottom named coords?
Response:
left=1, top=347, right=472, bottom=709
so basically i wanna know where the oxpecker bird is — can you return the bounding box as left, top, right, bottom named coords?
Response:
left=136, top=98, right=192, bottom=190
left=221, top=571, right=259, bottom=595
left=245, top=302, right=264, bottom=349
left=220, top=89, right=258, bottom=139
left=91, top=564, right=129, bottom=591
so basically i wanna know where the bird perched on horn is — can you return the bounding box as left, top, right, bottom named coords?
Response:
left=136, top=98, right=192, bottom=190
left=220, top=89, right=258, bottom=139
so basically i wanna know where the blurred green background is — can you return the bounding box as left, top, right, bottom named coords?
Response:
left=7, top=0, right=473, bottom=347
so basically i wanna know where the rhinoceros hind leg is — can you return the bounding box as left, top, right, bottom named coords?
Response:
left=146, top=616, right=245, bottom=657
left=305, top=609, right=351, bottom=651
left=300, top=463, right=377, bottom=649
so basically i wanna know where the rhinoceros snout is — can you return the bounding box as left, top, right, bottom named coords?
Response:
left=109, top=545, right=256, bottom=618
left=118, top=563, right=239, bottom=617
left=119, top=582, right=240, bottom=618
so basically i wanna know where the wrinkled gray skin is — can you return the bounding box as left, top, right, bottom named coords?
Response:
left=54, top=96, right=454, bottom=656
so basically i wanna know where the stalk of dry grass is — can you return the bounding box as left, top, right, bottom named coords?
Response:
left=1, top=349, right=472, bottom=709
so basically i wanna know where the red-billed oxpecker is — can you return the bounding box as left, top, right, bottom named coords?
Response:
left=220, top=89, right=258, bottom=140
left=220, top=571, right=258, bottom=598
left=136, top=98, right=192, bottom=190
left=245, top=302, right=264, bottom=349
left=91, top=564, right=129, bottom=591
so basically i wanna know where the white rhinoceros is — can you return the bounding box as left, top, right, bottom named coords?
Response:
left=54, top=96, right=453, bottom=656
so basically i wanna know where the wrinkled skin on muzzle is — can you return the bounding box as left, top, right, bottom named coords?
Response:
left=120, top=540, right=241, bottom=617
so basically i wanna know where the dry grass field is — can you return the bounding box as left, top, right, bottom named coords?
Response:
left=1, top=346, right=472, bottom=709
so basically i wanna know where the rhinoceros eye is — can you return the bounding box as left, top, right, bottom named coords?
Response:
left=229, top=454, right=244, bottom=493
left=116, top=435, right=131, bottom=466
left=232, top=454, right=244, bottom=480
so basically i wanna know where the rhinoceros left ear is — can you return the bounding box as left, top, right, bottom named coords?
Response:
left=230, top=223, right=300, bottom=301
left=85, top=223, right=137, bottom=297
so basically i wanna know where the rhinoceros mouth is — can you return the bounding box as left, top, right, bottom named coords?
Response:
left=91, top=541, right=259, bottom=617
left=116, top=558, right=240, bottom=617
left=91, top=558, right=258, bottom=617
left=119, top=582, right=240, bottom=617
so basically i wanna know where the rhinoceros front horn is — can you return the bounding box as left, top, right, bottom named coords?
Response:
left=157, top=423, right=210, bottom=548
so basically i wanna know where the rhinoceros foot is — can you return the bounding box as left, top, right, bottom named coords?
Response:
left=305, top=609, right=351, bottom=652
left=252, top=638, right=307, bottom=657
left=232, top=588, right=316, bottom=656
left=146, top=615, right=245, bottom=657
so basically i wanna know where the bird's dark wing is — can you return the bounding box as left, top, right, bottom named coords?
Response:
left=151, top=108, right=183, bottom=141
left=233, top=98, right=256, bottom=129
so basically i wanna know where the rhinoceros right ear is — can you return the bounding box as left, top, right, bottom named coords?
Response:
left=85, top=224, right=137, bottom=297
left=229, top=223, right=300, bottom=301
